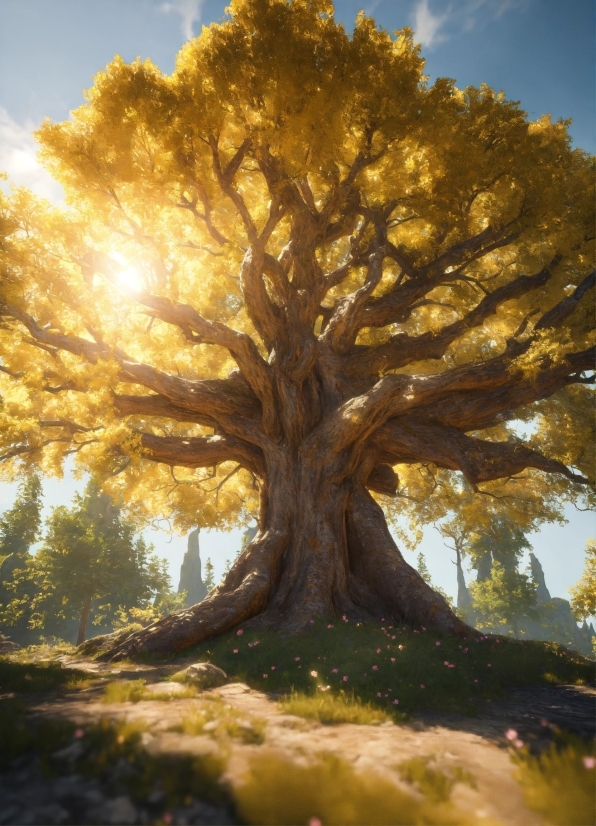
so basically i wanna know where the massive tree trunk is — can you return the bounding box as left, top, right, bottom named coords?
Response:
left=103, top=450, right=469, bottom=661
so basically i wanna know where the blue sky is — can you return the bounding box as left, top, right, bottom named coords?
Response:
left=0, top=0, right=594, bottom=601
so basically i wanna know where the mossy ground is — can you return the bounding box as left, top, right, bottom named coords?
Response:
left=164, top=618, right=593, bottom=715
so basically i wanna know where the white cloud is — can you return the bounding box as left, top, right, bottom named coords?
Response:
left=412, top=0, right=451, bottom=49
left=0, top=108, right=63, bottom=203
left=160, top=0, right=206, bottom=41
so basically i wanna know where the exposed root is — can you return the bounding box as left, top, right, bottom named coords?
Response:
left=347, top=486, right=476, bottom=637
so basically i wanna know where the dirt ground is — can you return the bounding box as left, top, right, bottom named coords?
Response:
left=1, top=655, right=594, bottom=825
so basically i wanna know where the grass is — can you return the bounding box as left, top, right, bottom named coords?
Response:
left=5, top=642, right=77, bottom=662
left=167, top=618, right=593, bottom=716
left=0, top=655, right=96, bottom=694
left=233, top=751, right=493, bottom=826
left=511, top=735, right=596, bottom=825
left=172, top=694, right=266, bottom=745
left=280, top=689, right=406, bottom=725
left=102, top=678, right=199, bottom=703
left=398, top=755, right=476, bottom=804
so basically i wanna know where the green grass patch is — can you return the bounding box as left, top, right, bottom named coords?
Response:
left=5, top=642, right=77, bottom=662
left=170, top=619, right=594, bottom=715
left=172, top=694, right=266, bottom=745
left=0, top=656, right=95, bottom=694
left=234, top=751, right=488, bottom=826
left=103, top=679, right=147, bottom=703
left=280, top=689, right=405, bottom=725
left=398, top=756, right=476, bottom=804
left=512, top=735, right=596, bottom=825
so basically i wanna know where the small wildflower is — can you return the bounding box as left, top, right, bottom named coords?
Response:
left=391, top=635, right=396, bottom=640
left=342, top=676, right=348, bottom=682
left=390, top=657, right=396, bottom=663
left=237, top=629, right=244, bottom=636
left=309, top=818, right=322, bottom=826
left=74, top=728, right=84, bottom=739
left=262, top=674, right=268, bottom=678
left=271, top=665, right=276, bottom=670
left=514, top=739, right=524, bottom=749
left=377, top=692, right=382, bottom=697
left=464, top=647, right=468, bottom=652
left=448, top=664, right=455, bottom=669
left=376, top=648, right=381, bottom=653
left=393, top=699, right=399, bottom=705
left=233, top=649, right=238, bottom=654
left=540, top=718, right=549, bottom=727
left=420, top=684, right=425, bottom=689
left=248, top=642, right=253, bottom=647
left=505, top=729, right=518, bottom=741
left=474, top=679, right=479, bottom=683
left=421, top=626, right=426, bottom=631
left=487, top=663, right=492, bottom=668
left=332, top=668, right=338, bottom=673
left=342, top=614, right=348, bottom=622
left=295, top=656, right=301, bottom=661
left=414, top=630, right=419, bottom=633
left=435, top=641, right=441, bottom=646
left=444, top=661, right=449, bottom=666
left=372, top=665, right=378, bottom=671
left=398, top=645, right=404, bottom=650
left=381, top=618, right=385, bottom=621
left=163, top=814, right=173, bottom=825
left=583, top=756, right=596, bottom=769
left=309, top=619, right=315, bottom=624
left=327, top=624, right=334, bottom=629
left=384, top=693, right=388, bottom=698
left=310, top=670, right=318, bottom=677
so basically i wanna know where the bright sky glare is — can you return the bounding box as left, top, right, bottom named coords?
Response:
left=0, top=0, right=594, bottom=601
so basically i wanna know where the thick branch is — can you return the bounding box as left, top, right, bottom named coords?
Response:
left=138, top=432, right=263, bottom=476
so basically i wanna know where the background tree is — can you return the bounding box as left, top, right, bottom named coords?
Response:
left=204, top=558, right=216, bottom=593
left=569, top=539, right=596, bottom=621
left=3, top=483, right=171, bottom=643
left=0, top=474, right=43, bottom=643
left=469, top=561, right=538, bottom=636
left=0, top=0, right=593, bottom=659
left=416, top=552, right=452, bottom=606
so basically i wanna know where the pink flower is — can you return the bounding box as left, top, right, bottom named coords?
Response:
left=388, top=626, right=393, bottom=630
left=327, top=624, right=334, bottom=629
left=583, top=756, right=596, bottom=769
left=448, top=664, right=455, bottom=669
left=487, top=663, right=492, bottom=668
left=295, top=656, right=301, bottom=661
left=376, top=648, right=381, bottom=653
left=393, top=699, right=399, bottom=705
left=309, top=619, right=315, bottom=624
left=421, top=626, right=426, bottom=631
left=391, top=635, right=396, bottom=640
left=271, top=665, right=276, bottom=670
left=495, top=639, right=500, bottom=643
left=464, top=647, right=468, bottom=652
left=237, top=629, right=244, bottom=636
left=514, top=739, right=524, bottom=749
left=310, top=670, right=318, bottom=677
left=474, top=679, right=479, bottom=683
left=414, top=630, right=419, bottom=633
left=342, top=615, right=348, bottom=622
left=444, top=661, right=449, bottom=666
left=332, top=668, right=338, bottom=673
left=377, top=692, right=382, bottom=697
left=309, top=818, right=322, bottom=826
left=435, top=641, right=441, bottom=646
left=398, top=645, right=404, bottom=651
left=342, top=676, right=348, bottom=682
left=372, top=665, right=378, bottom=671
left=381, top=618, right=385, bottom=621
left=163, top=814, right=173, bottom=825
left=74, top=728, right=84, bottom=739
left=420, top=684, right=425, bottom=689
left=390, top=658, right=396, bottom=663
left=262, top=674, right=268, bottom=678
left=233, top=649, right=238, bottom=654
left=505, top=729, right=518, bottom=741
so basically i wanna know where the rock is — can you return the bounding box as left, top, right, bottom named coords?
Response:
left=0, top=805, right=20, bottom=825
left=18, top=803, right=69, bottom=825
left=174, top=662, right=227, bottom=689
left=89, top=795, right=137, bottom=825
left=0, top=633, right=20, bottom=653
left=144, top=681, right=190, bottom=696
left=52, top=740, right=86, bottom=762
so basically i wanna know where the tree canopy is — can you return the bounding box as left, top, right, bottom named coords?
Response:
left=0, top=0, right=593, bottom=652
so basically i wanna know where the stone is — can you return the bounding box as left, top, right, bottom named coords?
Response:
left=145, top=681, right=190, bottom=696
left=89, top=795, right=137, bottom=825
left=19, top=804, right=69, bottom=825
left=174, top=662, right=227, bottom=689
left=52, top=740, right=86, bottom=762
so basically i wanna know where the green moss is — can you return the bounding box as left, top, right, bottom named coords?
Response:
left=512, top=735, right=596, bottom=825
left=279, top=690, right=406, bottom=725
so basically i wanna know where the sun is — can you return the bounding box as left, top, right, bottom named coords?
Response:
left=110, top=251, right=144, bottom=292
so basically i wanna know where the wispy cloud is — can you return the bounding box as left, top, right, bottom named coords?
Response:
left=0, top=109, right=63, bottom=203
left=411, top=0, right=530, bottom=49
left=160, top=0, right=206, bottom=41
left=412, top=0, right=451, bottom=48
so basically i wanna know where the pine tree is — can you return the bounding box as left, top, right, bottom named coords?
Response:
left=569, top=540, right=596, bottom=621
left=204, top=558, right=215, bottom=592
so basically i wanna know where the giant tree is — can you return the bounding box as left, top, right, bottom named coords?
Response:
left=0, top=0, right=593, bottom=659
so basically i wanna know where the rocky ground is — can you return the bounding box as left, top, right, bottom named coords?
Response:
left=0, top=654, right=594, bottom=826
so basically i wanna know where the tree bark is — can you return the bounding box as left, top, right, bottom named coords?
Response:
left=77, top=598, right=92, bottom=646
left=101, top=459, right=474, bottom=661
